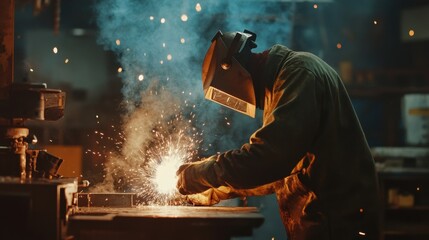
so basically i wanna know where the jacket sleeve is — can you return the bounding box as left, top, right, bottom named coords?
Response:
left=178, top=66, right=322, bottom=194
left=210, top=66, right=322, bottom=189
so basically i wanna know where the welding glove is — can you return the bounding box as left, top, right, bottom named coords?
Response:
left=176, top=156, right=221, bottom=195
left=186, top=181, right=280, bottom=206
left=186, top=186, right=232, bottom=206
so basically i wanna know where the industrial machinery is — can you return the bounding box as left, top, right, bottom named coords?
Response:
left=0, top=82, right=66, bottom=179
left=0, top=1, right=78, bottom=240
left=0, top=82, right=77, bottom=240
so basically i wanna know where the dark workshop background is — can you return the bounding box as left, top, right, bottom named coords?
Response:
left=12, top=0, right=429, bottom=239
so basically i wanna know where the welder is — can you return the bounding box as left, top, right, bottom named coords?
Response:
left=176, top=30, right=381, bottom=240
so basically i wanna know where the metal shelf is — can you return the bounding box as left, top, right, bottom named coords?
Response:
left=348, top=87, right=429, bottom=97
left=384, top=222, right=429, bottom=236
left=372, top=147, right=429, bottom=159
left=374, top=147, right=429, bottom=240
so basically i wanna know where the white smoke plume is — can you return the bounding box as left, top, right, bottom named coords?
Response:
left=91, top=0, right=294, bottom=200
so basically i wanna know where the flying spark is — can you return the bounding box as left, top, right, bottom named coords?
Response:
left=195, top=3, right=202, bottom=12
left=139, top=126, right=200, bottom=205
left=152, top=152, right=184, bottom=195
left=87, top=91, right=203, bottom=206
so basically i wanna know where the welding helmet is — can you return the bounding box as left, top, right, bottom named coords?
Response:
left=202, top=30, right=258, bottom=117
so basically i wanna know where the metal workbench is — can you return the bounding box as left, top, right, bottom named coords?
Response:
left=68, top=205, right=264, bottom=240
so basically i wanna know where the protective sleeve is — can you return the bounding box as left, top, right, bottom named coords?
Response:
left=178, top=66, right=322, bottom=194
left=210, top=66, right=322, bottom=189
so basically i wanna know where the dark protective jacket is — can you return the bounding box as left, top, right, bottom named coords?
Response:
left=179, top=45, right=381, bottom=240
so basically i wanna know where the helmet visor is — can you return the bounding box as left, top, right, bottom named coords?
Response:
left=202, top=36, right=256, bottom=117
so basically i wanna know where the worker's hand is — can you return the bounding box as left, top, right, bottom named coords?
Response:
left=176, top=156, right=219, bottom=195
left=186, top=186, right=232, bottom=206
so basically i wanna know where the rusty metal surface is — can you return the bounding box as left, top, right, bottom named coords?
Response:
left=69, top=205, right=264, bottom=240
